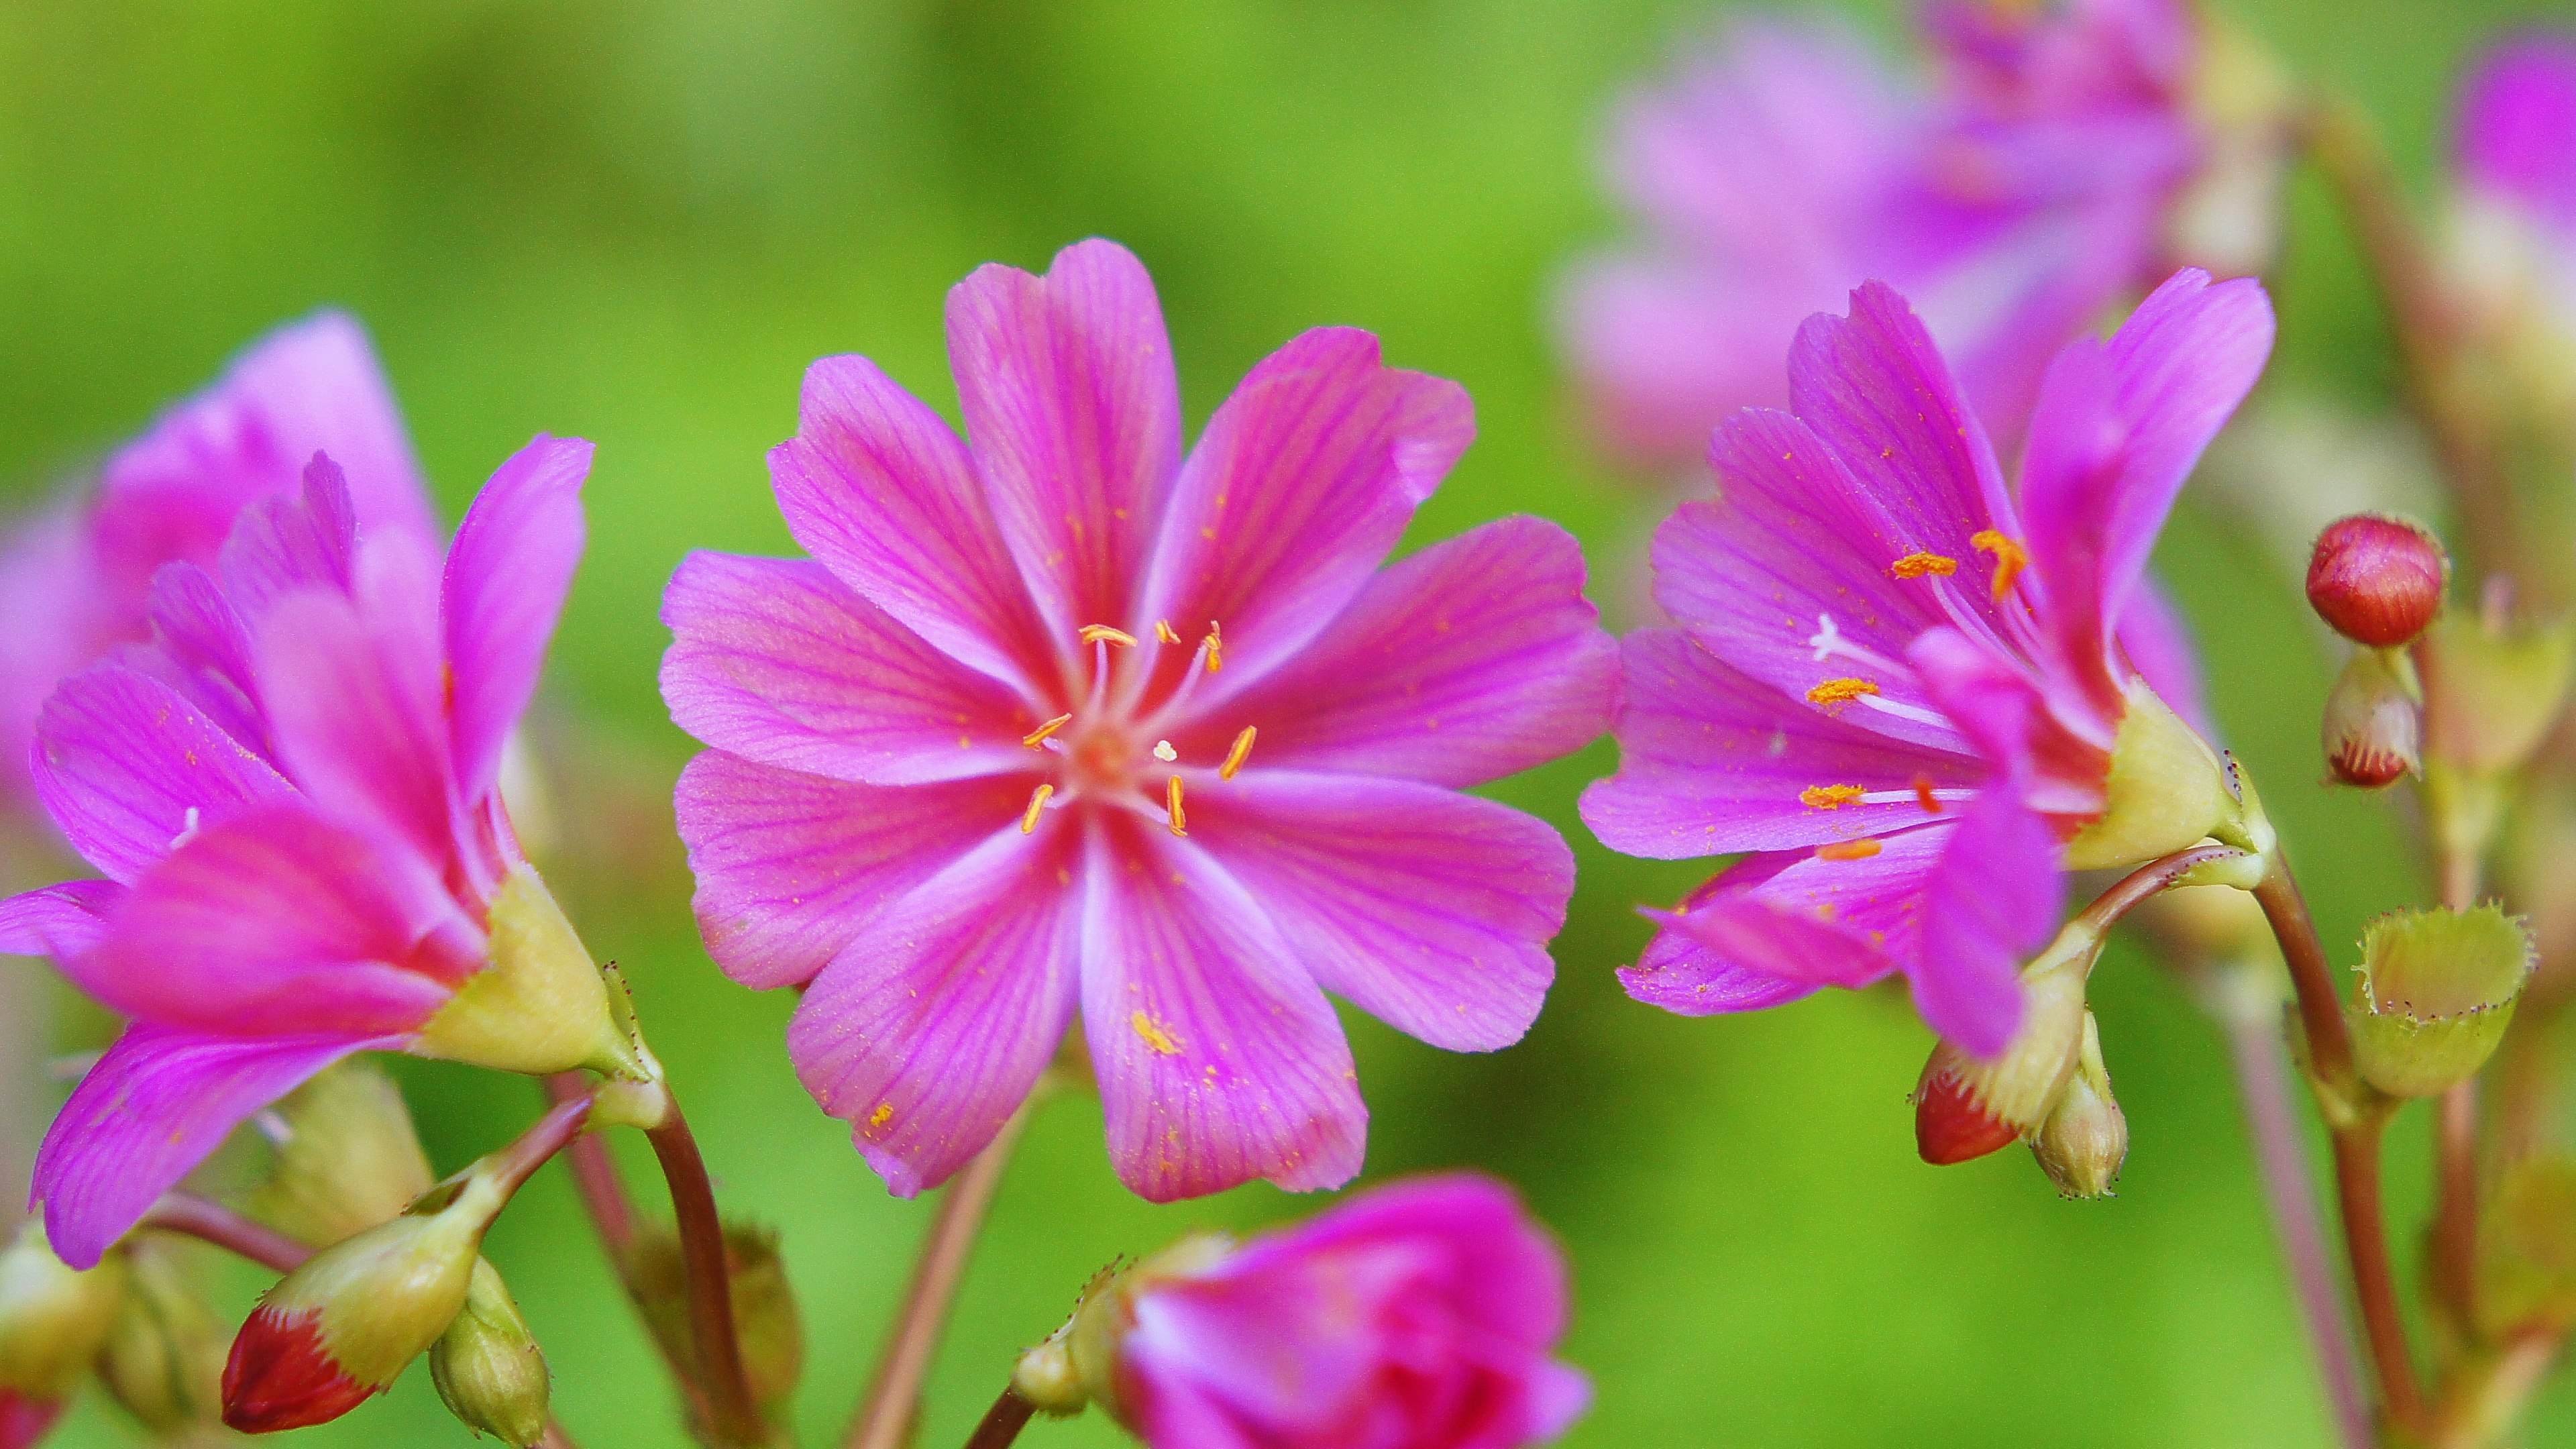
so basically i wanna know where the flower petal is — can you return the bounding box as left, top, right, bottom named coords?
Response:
left=1193, top=516, right=1616, bottom=788
left=947, top=239, right=1182, bottom=643
left=33, top=1024, right=394, bottom=1269
left=32, top=664, right=294, bottom=884
left=2457, top=36, right=2576, bottom=229
left=133, top=561, right=265, bottom=751
left=1134, top=327, right=1473, bottom=694
left=1185, top=772, right=1572, bottom=1053
left=1079, top=814, right=1365, bottom=1202
left=1617, top=916, right=1818, bottom=1017
left=1908, top=784, right=2063, bottom=1057
left=215, top=452, right=358, bottom=626
left=769, top=354, right=1053, bottom=688
left=660, top=553, right=1036, bottom=785
left=1655, top=833, right=1940, bottom=992
left=0, top=879, right=122, bottom=960
left=1580, top=628, right=1977, bottom=858
left=443, top=435, right=590, bottom=804
left=674, top=751, right=1026, bottom=990
left=2115, top=570, right=2213, bottom=739
left=786, top=822, right=1082, bottom=1197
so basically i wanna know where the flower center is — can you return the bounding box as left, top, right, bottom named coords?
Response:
left=1016, top=621, right=1258, bottom=840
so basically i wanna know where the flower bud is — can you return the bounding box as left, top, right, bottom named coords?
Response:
left=2419, top=610, right=2576, bottom=779
left=0, top=1222, right=127, bottom=1403
left=247, top=1061, right=437, bottom=1250
left=95, top=1240, right=227, bottom=1436
left=2063, top=682, right=2243, bottom=871
left=627, top=1221, right=802, bottom=1421
left=1913, top=925, right=2098, bottom=1164
left=2348, top=906, right=2533, bottom=1098
left=430, top=1260, right=549, bottom=1448
left=0, top=1391, right=59, bottom=1449
left=2321, top=647, right=2422, bottom=788
left=221, top=1176, right=502, bottom=1432
left=2306, top=513, right=2448, bottom=647
left=2031, top=1015, right=2128, bottom=1199
left=417, top=865, right=649, bottom=1081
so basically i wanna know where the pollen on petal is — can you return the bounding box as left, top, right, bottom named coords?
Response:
left=1970, top=530, right=2029, bottom=601
left=1020, top=784, right=1055, bottom=835
left=867, top=1102, right=893, bottom=1130
left=1220, top=726, right=1256, bottom=780
left=1800, top=784, right=1867, bottom=809
left=1889, top=551, right=1959, bottom=579
left=1166, top=775, right=1187, bottom=837
left=1131, top=1010, right=1183, bottom=1056
left=1079, top=624, right=1139, bottom=647
left=1913, top=775, right=1944, bottom=814
left=1816, top=839, right=1883, bottom=861
left=1805, top=678, right=1880, bottom=708
left=1022, top=713, right=1073, bottom=748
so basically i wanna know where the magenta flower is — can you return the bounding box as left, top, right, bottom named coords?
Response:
left=663, top=239, right=1617, bottom=1202
left=2449, top=34, right=2576, bottom=413
left=1582, top=269, right=2273, bottom=1055
left=0, top=435, right=619, bottom=1269
left=2457, top=35, right=2576, bottom=236
left=1558, top=1, right=2200, bottom=468
left=1077, top=1175, right=1588, bottom=1449
left=0, top=314, right=436, bottom=815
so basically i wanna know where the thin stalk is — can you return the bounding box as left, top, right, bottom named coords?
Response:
left=960, top=1390, right=1036, bottom=1449
left=547, top=1071, right=637, bottom=1263
left=646, top=1097, right=767, bottom=1448
left=140, top=1192, right=311, bottom=1273
left=2432, top=1083, right=2481, bottom=1342
left=2332, top=1111, right=2425, bottom=1430
left=845, top=1102, right=1037, bottom=1449
left=2430, top=1332, right=2561, bottom=1449
left=2253, top=861, right=2361, bottom=1093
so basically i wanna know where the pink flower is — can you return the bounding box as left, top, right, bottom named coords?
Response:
left=2447, top=35, right=2576, bottom=416
left=663, top=239, right=1618, bottom=1202
left=0, top=436, right=625, bottom=1269
left=0, top=314, right=437, bottom=816
left=2457, top=35, right=2576, bottom=235
left=1075, top=1175, right=1588, bottom=1449
left=1558, top=1, right=2201, bottom=468
left=1582, top=269, right=2272, bottom=1055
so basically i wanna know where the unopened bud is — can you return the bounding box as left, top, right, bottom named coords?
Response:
left=431, top=1260, right=549, bottom=1448
left=0, top=1222, right=127, bottom=1403
left=0, top=1391, right=59, bottom=1449
left=222, top=1176, right=502, bottom=1432
left=2307, top=513, right=2447, bottom=647
left=2031, top=1015, right=2129, bottom=1199
left=95, top=1240, right=226, bottom=1436
left=628, top=1221, right=802, bottom=1421
left=2322, top=648, right=2422, bottom=788
left=1064, top=1236, right=1233, bottom=1427
left=1913, top=926, right=2098, bottom=1164
left=2348, top=906, right=2533, bottom=1098
left=248, top=1061, right=437, bottom=1250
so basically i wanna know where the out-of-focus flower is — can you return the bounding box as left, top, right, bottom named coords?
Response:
left=0, top=437, right=637, bottom=1269
left=2447, top=35, right=2576, bottom=427
left=0, top=314, right=436, bottom=817
left=0, top=1221, right=125, bottom=1421
left=1584, top=270, right=2272, bottom=1055
left=1560, top=0, right=2220, bottom=469
left=0, top=1391, right=56, bottom=1449
left=1022, top=1174, right=1589, bottom=1449
left=664, top=238, right=1619, bottom=1203
left=95, top=1237, right=229, bottom=1437
left=244, top=1059, right=438, bottom=1250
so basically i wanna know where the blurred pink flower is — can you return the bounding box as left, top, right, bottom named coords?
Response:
left=0, top=1390, right=59, bottom=1449
left=1104, top=1175, right=1588, bottom=1449
left=2457, top=35, right=2576, bottom=232
left=0, top=314, right=437, bottom=816
left=2448, top=34, right=2576, bottom=419
left=1559, top=1, right=2201, bottom=468
left=663, top=239, right=1618, bottom=1203
left=1582, top=270, right=2271, bottom=1056
left=0, top=436, right=593, bottom=1269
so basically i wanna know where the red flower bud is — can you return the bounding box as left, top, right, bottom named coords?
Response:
left=2322, top=648, right=2421, bottom=789
left=1913, top=1061, right=2022, bottom=1164
left=2306, top=514, right=2448, bottom=647
left=221, top=1309, right=376, bottom=1433
left=0, top=1390, right=61, bottom=1449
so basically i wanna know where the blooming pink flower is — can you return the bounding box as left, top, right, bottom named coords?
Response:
left=663, top=239, right=1618, bottom=1202
left=1582, top=269, right=2272, bottom=1055
left=0, top=434, right=602, bottom=1269
left=0, top=314, right=436, bottom=816
left=1558, top=1, right=2200, bottom=468
left=1095, top=1175, right=1588, bottom=1449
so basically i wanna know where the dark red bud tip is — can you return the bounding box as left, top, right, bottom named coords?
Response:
left=2328, top=742, right=2412, bottom=789
left=0, top=1390, right=62, bottom=1449
left=221, top=1309, right=380, bottom=1434
left=1913, top=1069, right=2020, bottom=1165
left=2307, top=514, right=2448, bottom=647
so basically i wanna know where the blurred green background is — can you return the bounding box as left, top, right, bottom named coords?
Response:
left=1, top=0, right=2568, bottom=1444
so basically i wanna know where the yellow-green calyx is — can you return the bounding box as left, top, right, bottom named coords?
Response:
left=2419, top=611, right=2576, bottom=779
left=249, top=1060, right=437, bottom=1250
left=2348, top=905, right=2534, bottom=1098
left=1023, top=1234, right=1235, bottom=1428
left=262, top=1175, right=506, bottom=1389
left=0, top=1221, right=128, bottom=1399
left=96, top=1239, right=227, bottom=1434
left=429, top=1259, right=551, bottom=1448
left=417, top=866, right=650, bottom=1081
left=2065, top=682, right=2243, bottom=871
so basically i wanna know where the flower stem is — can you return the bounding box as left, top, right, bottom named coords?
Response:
left=2252, top=860, right=2360, bottom=1093
left=2428, top=845, right=2485, bottom=1344
left=644, top=1097, right=766, bottom=1447
left=140, top=1192, right=311, bottom=1273
left=960, top=1390, right=1036, bottom=1449
left=547, top=1071, right=638, bottom=1263
left=845, top=1100, right=1037, bottom=1449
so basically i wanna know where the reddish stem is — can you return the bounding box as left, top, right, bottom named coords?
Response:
left=547, top=1072, right=638, bottom=1263
left=961, top=1390, right=1036, bottom=1449
left=2332, top=1120, right=2424, bottom=1430
left=647, top=1099, right=766, bottom=1447
left=140, top=1193, right=311, bottom=1273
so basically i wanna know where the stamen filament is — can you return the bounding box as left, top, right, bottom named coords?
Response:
left=1079, top=625, right=1140, bottom=648
left=1221, top=726, right=1257, bottom=780
left=1166, top=775, right=1187, bottom=837
left=1860, top=786, right=1973, bottom=808
left=1020, top=784, right=1054, bottom=835
left=1022, top=714, right=1073, bottom=748
left=1856, top=694, right=1955, bottom=730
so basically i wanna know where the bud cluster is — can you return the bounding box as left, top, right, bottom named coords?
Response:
left=1913, top=922, right=2129, bottom=1198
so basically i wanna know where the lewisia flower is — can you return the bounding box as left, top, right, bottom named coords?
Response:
left=2447, top=34, right=2576, bottom=425
left=664, top=238, right=1617, bottom=1201
left=1559, top=1, right=2202, bottom=468
left=0, top=437, right=633, bottom=1269
left=1582, top=269, right=2273, bottom=1055
left=1028, top=1174, right=1588, bottom=1449
left=0, top=314, right=436, bottom=814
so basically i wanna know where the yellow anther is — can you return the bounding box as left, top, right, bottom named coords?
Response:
left=867, top=1103, right=894, bottom=1129
left=1022, top=713, right=1073, bottom=748
left=1220, top=726, right=1257, bottom=781
left=1167, top=775, right=1187, bottom=837
left=1970, top=530, right=2029, bottom=601
left=1816, top=839, right=1884, bottom=861
left=1020, top=783, right=1055, bottom=834
left=1131, top=1010, right=1182, bottom=1056
left=1203, top=621, right=1224, bottom=673
left=1800, top=784, right=1867, bottom=809
left=1154, top=619, right=1184, bottom=645
left=1805, top=678, right=1880, bottom=708
left=1889, top=551, right=1959, bottom=579
left=1079, top=624, right=1139, bottom=647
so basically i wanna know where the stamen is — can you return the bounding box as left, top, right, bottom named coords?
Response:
left=1889, top=551, right=1959, bottom=579
left=1221, top=726, right=1257, bottom=780
left=1021, top=783, right=1055, bottom=835
left=1856, top=694, right=1954, bottom=729
left=1022, top=714, right=1073, bottom=748
left=1806, top=678, right=1880, bottom=708
left=1816, top=839, right=1883, bottom=861
left=1858, top=786, right=1973, bottom=808
left=1079, top=625, right=1139, bottom=647
left=1913, top=775, right=1943, bottom=814
left=1203, top=621, right=1224, bottom=673
left=1154, top=619, right=1184, bottom=645
left=1970, top=530, right=2029, bottom=601
left=1167, top=775, right=1187, bottom=837
left=1800, top=784, right=1866, bottom=809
